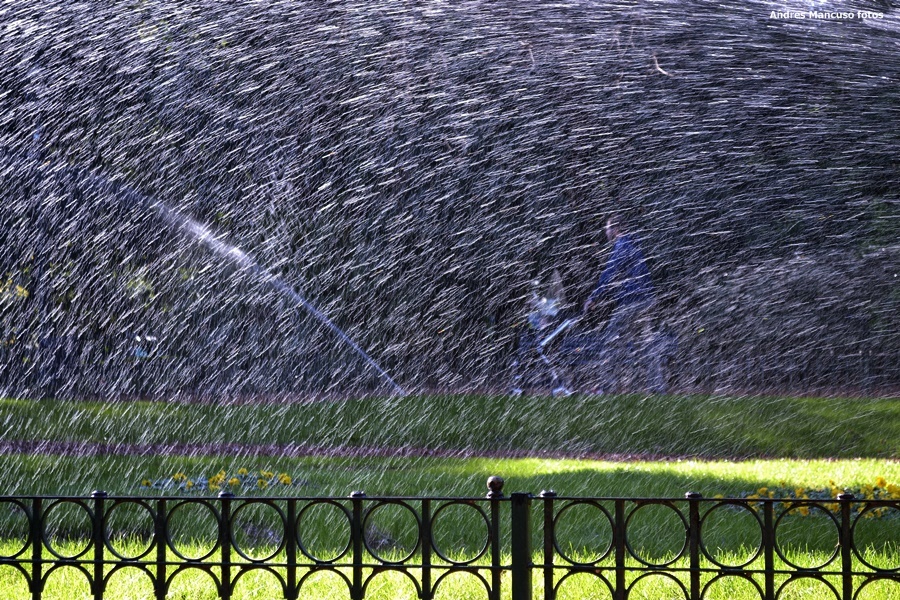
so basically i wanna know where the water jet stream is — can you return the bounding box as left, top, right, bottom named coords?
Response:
left=149, top=199, right=408, bottom=398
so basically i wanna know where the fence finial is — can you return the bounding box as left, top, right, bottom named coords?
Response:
left=486, top=476, right=505, bottom=498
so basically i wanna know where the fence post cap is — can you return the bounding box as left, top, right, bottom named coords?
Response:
left=217, top=491, right=235, bottom=499
left=837, top=492, right=855, bottom=501
left=539, top=489, right=557, bottom=498
left=486, top=476, right=504, bottom=498
left=90, top=490, right=108, bottom=498
left=350, top=491, right=367, bottom=498
left=685, top=491, right=702, bottom=499
left=510, top=492, right=532, bottom=503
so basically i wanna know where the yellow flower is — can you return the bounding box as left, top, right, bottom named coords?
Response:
left=794, top=488, right=805, bottom=498
left=875, top=477, right=888, bottom=489
left=237, top=468, right=249, bottom=476
left=261, top=470, right=274, bottom=480
left=887, top=484, right=900, bottom=498
left=257, top=478, right=268, bottom=489
left=185, top=480, right=194, bottom=489
left=173, top=472, right=186, bottom=482
left=141, top=479, right=151, bottom=487
left=278, top=473, right=292, bottom=485
left=798, top=506, right=810, bottom=517
left=229, top=478, right=240, bottom=487
left=757, top=487, right=768, bottom=496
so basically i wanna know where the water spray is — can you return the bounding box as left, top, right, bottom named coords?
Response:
left=12, top=150, right=407, bottom=397
left=150, top=200, right=408, bottom=398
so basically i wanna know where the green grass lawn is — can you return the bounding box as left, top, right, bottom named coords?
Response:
left=0, top=393, right=897, bottom=599
left=0, top=453, right=898, bottom=498
left=0, top=392, right=897, bottom=517
left=0, top=393, right=898, bottom=458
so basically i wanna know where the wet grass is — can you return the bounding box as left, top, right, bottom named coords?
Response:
left=0, top=392, right=898, bottom=458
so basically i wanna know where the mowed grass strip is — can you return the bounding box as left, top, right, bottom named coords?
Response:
left=0, top=393, right=898, bottom=458
left=0, top=453, right=898, bottom=498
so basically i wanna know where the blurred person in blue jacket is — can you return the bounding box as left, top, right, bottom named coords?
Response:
left=581, top=215, right=656, bottom=392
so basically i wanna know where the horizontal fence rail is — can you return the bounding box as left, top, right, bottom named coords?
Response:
left=0, top=478, right=896, bottom=599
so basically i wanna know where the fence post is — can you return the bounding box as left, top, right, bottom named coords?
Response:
left=218, top=493, right=234, bottom=600
left=487, top=476, right=504, bottom=600
left=421, top=498, right=433, bottom=600
left=838, top=493, right=855, bottom=600
left=350, top=491, right=366, bottom=600
left=685, top=492, right=702, bottom=600
left=614, top=500, right=626, bottom=600
left=91, top=491, right=107, bottom=600
left=511, top=493, right=533, bottom=600
left=763, top=500, right=774, bottom=600
left=155, top=499, right=167, bottom=600
left=285, top=499, right=298, bottom=600
left=539, top=490, right=556, bottom=600
left=30, top=497, right=43, bottom=600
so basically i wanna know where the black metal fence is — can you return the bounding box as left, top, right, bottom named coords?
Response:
left=0, top=477, right=897, bottom=599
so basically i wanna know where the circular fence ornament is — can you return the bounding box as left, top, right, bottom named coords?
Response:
left=431, top=500, right=491, bottom=564
left=297, top=499, right=353, bottom=563
left=231, top=500, right=286, bottom=562
left=165, top=500, right=221, bottom=562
